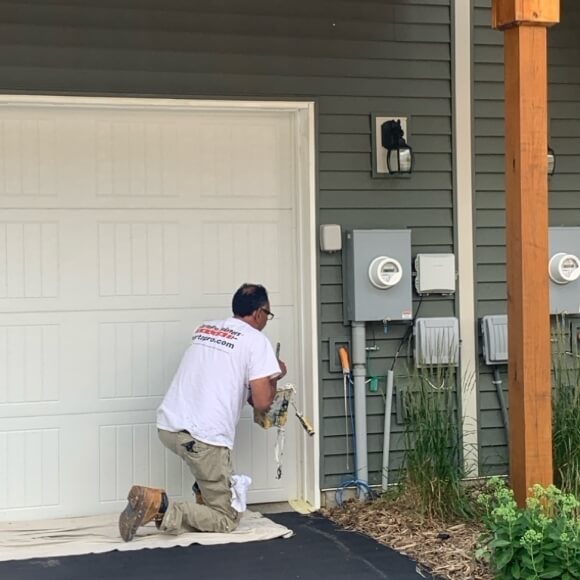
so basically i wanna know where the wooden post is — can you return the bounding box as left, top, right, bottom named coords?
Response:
left=492, top=0, right=560, bottom=507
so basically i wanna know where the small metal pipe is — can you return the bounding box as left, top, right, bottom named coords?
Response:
left=381, top=369, right=395, bottom=491
left=492, top=366, right=510, bottom=445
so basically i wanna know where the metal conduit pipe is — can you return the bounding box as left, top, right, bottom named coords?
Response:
left=492, top=366, right=510, bottom=445
left=351, top=321, right=368, bottom=484
left=382, top=369, right=395, bottom=491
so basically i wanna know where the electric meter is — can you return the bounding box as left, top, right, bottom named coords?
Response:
left=549, top=252, right=580, bottom=285
left=368, top=256, right=403, bottom=289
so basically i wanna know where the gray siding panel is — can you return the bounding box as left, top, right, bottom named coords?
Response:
left=0, top=0, right=454, bottom=489
left=474, top=0, right=580, bottom=475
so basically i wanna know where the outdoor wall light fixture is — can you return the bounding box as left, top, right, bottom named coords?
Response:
left=371, top=115, right=414, bottom=178
left=548, top=146, right=556, bottom=177
left=381, top=119, right=414, bottom=175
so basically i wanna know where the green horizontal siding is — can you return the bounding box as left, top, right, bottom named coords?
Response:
left=0, top=0, right=455, bottom=490
left=474, top=0, right=580, bottom=476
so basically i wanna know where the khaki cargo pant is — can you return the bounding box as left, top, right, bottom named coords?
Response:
left=157, top=429, right=241, bottom=534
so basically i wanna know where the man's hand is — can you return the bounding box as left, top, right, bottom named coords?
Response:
left=248, top=360, right=287, bottom=412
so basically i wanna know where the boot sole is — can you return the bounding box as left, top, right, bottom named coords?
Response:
left=118, top=485, right=150, bottom=542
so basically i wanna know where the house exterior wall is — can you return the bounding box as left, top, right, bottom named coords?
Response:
left=474, top=0, right=580, bottom=475
left=0, top=0, right=455, bottom=489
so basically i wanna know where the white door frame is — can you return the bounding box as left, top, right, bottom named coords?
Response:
left=0, top=94, right=321, bottom=510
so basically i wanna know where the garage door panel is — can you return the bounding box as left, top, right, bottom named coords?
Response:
left=0, top=322, right=60, bottom=405
left=234, top=416, right=297, bottom=501
left=98, top=422, right=183, bottom=503
left=0, top=221, right=59, bottom=300
left=0, top=306, right=303, bottom=418
left=0, top=311, right=179, bottom=417
left=1, top=103, right=301, bottom=519
left=0, top=307, right=297, bottom=418
left=1, top=210, right=293, bottom=313
left=0, top=427, right=60, bottom=512
left=0, top=211, right=182, bottom=311
left=98, top=319, right=181, bottom=400
left=0, top=117, right=58, bottom=199
left=97, top=221, right=180, bottom=298
left=196, top=211, right=294, bottom=306
left=188, top=116, right=294, bottom=208
left=0, top=412, right=194, bottom=520
left=94, top=415, right=193, bottom=508
left=0, top=109, right=294, bottom=211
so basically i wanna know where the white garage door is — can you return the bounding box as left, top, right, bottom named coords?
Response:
left=0, top=100, right=302, bottom=520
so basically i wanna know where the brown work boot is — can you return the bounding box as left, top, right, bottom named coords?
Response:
left=118, top=485, right=168, bottom=542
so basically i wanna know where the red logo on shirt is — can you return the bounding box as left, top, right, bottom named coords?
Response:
left=191, top=324, right=241, bottom=351
left=197, top=325, right=239, bottom=341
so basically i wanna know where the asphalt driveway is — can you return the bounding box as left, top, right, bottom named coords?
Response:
left=0, top=512, right=433, bottom=580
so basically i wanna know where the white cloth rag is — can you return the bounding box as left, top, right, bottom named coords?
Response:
left=230, top=474, right=252, bottom=512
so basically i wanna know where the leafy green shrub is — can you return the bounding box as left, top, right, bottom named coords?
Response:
left=401, top=362, right=474, bottom=520
left=478, top=477, right=580, bottom=579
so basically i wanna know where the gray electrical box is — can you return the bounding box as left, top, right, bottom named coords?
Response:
left=343, top=229, right=412, bottom=322
left=481, top=314, right=508, bottom=365
left=549, top=227, right=580, bottom=314
left=413, top=317, right=459, bottom=367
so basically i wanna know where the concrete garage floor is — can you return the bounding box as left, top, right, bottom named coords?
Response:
left=249, top=502, right=295, bottom=514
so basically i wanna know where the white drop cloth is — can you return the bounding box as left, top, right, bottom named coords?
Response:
left=0, top=510, right=293, bottom=562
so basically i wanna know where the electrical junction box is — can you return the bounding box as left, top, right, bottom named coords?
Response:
left=570, top=320, right=580, bottom=356
left=481, top=314, right=508, bottom=366
left=320, top=224, right=342, bottom=252
left=343, top=229, right=412, bottom=322
left=414, top=253, right=456, bottom=295
left=413, top=317, right=459, bottom=367
left=549, top=227, right=580, bottom=314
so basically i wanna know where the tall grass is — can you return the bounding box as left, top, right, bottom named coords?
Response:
left=552, top=317, right=580, bottom=497
left=400, top=360, right=474, bottom=520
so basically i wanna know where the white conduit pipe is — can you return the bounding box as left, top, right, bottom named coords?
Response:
left=381, top=369, right=395, bottom=491
left=351, top=321, right=368, bottom=484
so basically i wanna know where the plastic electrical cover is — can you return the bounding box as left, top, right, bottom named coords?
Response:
left=413, top=317, right=459, bottom=367
left=481, top=315, right=508, bottom=366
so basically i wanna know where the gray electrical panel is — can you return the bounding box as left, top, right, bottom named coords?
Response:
left=343, top=229, right=412, bottom=322
left=413, top=317, right=459, bottom=367
left=481, top=314, right=508, bottom=365
left=549, top=227, right=580, bottom=314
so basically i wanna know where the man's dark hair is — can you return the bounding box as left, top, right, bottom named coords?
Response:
left=232, top=284, right=269, bottom=317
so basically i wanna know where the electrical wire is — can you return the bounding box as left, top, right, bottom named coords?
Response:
left=335, top=295, right=426, bottom=506
left=390, top=295, right=424, bottom=372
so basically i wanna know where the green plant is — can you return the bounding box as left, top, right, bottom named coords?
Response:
left=478, top=477, right=580, bottom=579
left=400, top=361, right=474, bottom=520
left=552, top=318, right=580, bottom=497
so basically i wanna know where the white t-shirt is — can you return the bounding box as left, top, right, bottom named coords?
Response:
left=157, top=317, right=281, bottom=449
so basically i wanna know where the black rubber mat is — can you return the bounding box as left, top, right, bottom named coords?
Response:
left=0, top=512, right=431, bottom=580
